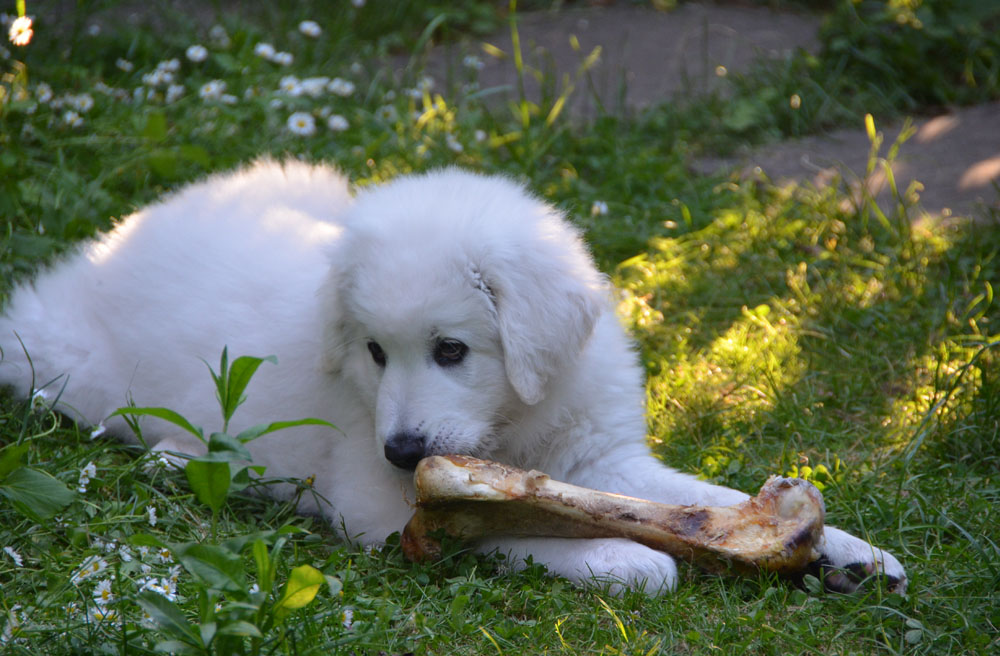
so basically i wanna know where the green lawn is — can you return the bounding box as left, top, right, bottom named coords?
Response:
left=1, top=2, right=998, bottom=654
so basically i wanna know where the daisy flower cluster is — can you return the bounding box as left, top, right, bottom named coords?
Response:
left=8, top=10, right=490, bottom=160
left=76, top=461, right=97, bottom=494
left=61, top=535, right=184, bottom=631
left=1, top=605, right=25, bottom=646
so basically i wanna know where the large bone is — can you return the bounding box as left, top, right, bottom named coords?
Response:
left=401, top=455, right=825, bottom=576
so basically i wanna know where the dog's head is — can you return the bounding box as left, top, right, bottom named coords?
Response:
left=322, top=169, right=608, bottom=469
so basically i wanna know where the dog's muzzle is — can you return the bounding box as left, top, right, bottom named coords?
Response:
left=384, top=432, right=426, bottom=470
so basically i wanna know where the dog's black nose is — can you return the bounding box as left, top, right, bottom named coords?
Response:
left=384, top=432, right=426, bottom=470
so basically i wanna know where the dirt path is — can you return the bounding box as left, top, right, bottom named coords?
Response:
left=424, top=3, right=999, bottom=220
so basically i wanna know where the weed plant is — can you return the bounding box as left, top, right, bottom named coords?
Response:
left=1, top=1, right=998, bottom=654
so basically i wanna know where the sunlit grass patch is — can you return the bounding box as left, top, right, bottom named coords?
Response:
left=617, top=148, right=998, bottom=497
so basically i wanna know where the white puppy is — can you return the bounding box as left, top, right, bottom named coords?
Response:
left=0, top=160, right=905, bottom=594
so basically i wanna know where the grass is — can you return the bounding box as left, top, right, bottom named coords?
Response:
left=1, top=1, right=999, bottom=654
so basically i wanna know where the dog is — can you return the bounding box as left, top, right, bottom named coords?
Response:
left=0, top=160, right=906, bottom=594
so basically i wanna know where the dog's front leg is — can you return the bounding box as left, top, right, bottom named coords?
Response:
left=476, top=535, right=678, bottom=595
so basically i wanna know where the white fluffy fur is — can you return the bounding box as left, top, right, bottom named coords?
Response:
left=0, top=160, right=905, bottom=593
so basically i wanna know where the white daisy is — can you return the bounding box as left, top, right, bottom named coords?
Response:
left=118, top=545, right=134, bottom=563
left=278, top=75, right=303, bottom=97
left=68, top=93, right=94, bottom=112
left=141, top=68, right=172, bottom=87
left=165, top=84, right=185, bottom=104
left=298, top=20, right=322, bottom=38
left=590, top=200, right=609, bottom=216
left=30, top=387, right=50, bottom=410
left=375, top=104, right=398, bottom=122
left=88, top=606, right=119, bottom=625
left=77, top=460, right=96, bottom=492
left=342, top=608, right=354, bottom=628
left=63, top=109, right=84, bottom=127
left=254, top=42, right=276, bottom=60
left=34, top=82, right=53, bottom=103
left=301, top=76, right=330, bottom=98
left=70, top=556, right=108, bottom=584
left=462, top=54, right=484, bottom=70
left=93, top=579, right=114, bottom=605
left=185, top=44, right=208, bottom=63
left=327, top=114, right=349, bottom=131
left=147, top=505, right=157, bottom=526
left=208, top=24, right=230, bottom=48
left=89, top=422, right=106, bottom=439
left=287, top=111, right=316, bottom=137
left=3, top=546, right=23, bottom=567
left=327, top=77, right=355, bottom=97
left=8, top=15, right=32, bottom=46
left=445, top=134, right=464, bottom=153
left=115, top=58, right=133, bottom=72
left=199, top=80, right=226, bottom=101
left=271, top=51, right=293, bottom=66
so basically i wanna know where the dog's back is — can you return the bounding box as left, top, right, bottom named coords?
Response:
left=0, top=160, right=351, bottom=432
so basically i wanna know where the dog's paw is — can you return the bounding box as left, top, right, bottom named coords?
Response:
left=572, top=537, right=679, bottom=595
left=812, top=526, right=907, bottom=594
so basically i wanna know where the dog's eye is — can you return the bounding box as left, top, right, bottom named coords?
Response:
left=367, top=340, right=386, bottom=367
left=434, top=339, right=468, bottom=367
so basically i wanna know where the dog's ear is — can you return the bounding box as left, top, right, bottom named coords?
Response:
left=476, top=216, right=607, bottom=406
left=319, top=249, right=355, bottom=374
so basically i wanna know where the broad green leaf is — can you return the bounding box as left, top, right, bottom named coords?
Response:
left=130, top=533, right=168, bottom=548
left=0, top=444, right=29, bottom=478
left=252, top=540, right=273, bottom=596
left=722, top=98, right=763, bottom=132
left=235, top=417, right=338, bottom=443
left=0, top=467, right=75, bottom=521
left=208, top=432, right=252, bottom=461
left=142, top=111, right=168, bottom=142
left=229, top=465, right=267, bottom=492
left=147, top=148, right=179, bottom=179
left=325, top=575, right=343, bottom=597
left=185, top=459, right=230, bottom=513
left=274, top=564, right=325, bottom=621
left=220, top=530, right=277, bottom=555
left=178, top=144, right=210, bottom=167
left=199, top=621, right=216, bottom=647
left=217, top=620, right=264, bottom=638
left=173, top=543, right=246, bottom=593
left=137, top=590, right=202, bottom=647
left=211, top=52, right=241, bottom=73
left=152, top=640, right=201, bottom=656
left=109, top=406, right=204, bottom=442
left=220, top=354, right=277, bottom=423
